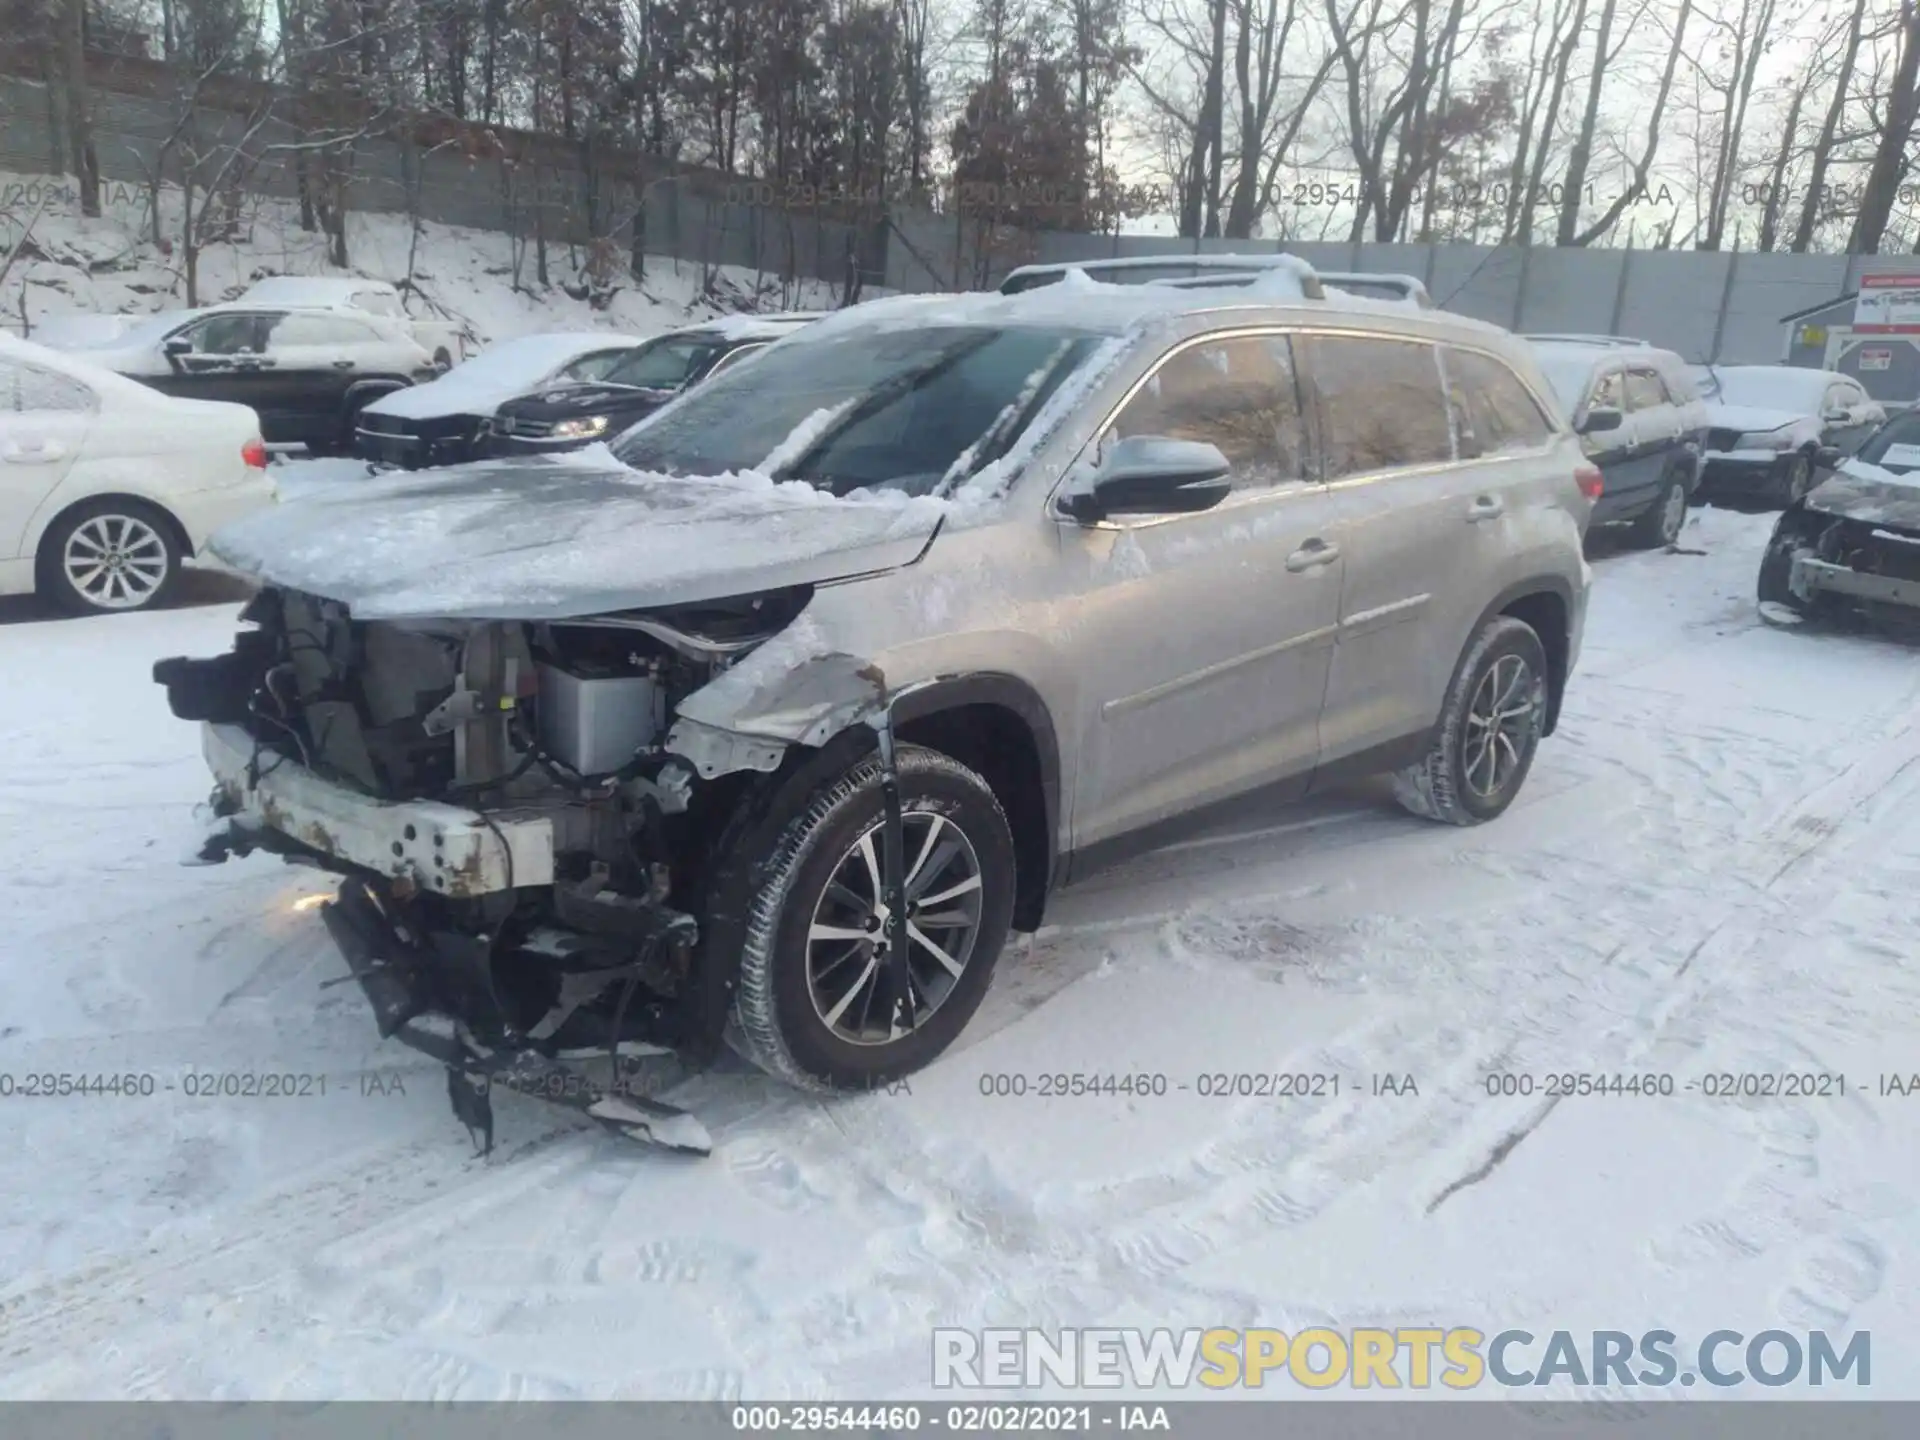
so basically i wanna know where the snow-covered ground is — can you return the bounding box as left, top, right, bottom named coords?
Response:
left=1, top=168, right=853, bottom=351
left=1, top=495, right=1918, bottom=1400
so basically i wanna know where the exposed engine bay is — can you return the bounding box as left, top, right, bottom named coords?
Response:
left=153, top=584, right=831, bottom=1156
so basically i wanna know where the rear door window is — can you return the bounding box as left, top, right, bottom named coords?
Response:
left=1110, top=333, right=1309, bottom=491
left=1301, top=334, right=1453, bottom=478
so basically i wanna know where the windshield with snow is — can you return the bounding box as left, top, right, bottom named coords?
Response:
left=1531, top=353, right=1597, bottom=418
left=612, top=323, right=1101, bottom=497
left=1856, top=411, right=1920, bottom=471
left=603, top=334, right=728, bottom=390
left=1710, top=367, right=1827, bottom=412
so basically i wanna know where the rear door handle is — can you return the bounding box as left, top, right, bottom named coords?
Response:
left=332, top=359, right=355, bottom=369
left=1467, top=495, right=1505, bottom=522
left=1285, top=538, right=1340, bottom=572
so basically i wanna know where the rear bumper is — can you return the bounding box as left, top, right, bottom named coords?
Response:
left=475, top=433, right=597, bottom=459
left=354, top=426, right=480, bottom=470
left=1791, top=554, right=1920, bottom=610
left=201, top=721, right=555, bottom=896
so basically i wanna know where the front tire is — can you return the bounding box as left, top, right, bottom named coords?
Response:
left=37, top=499, right=181, bottom=615
left=1393, top=616, right=1549, bottom=826
left=1780, top=452, right=1814, bottom=506
left=726, top=745, right=1016, bottom=1092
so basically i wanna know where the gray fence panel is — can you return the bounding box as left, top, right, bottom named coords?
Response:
left=1514, top=247, right=1625, bottom=335
left=1614, top=250, right=1732, bottom=362
left=1428, top=246, right=1523, bottom=324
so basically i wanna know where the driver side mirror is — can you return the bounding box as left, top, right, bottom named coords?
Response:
left=1058, top=435, right=1234, bottom=523
left=1814, top=445, right=1842, bottom=470
left=1577, top=406, right=1623, bottom=435
left=162, top=336, right=194, bottom=357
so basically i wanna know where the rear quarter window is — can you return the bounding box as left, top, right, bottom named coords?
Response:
left=1442, top=347, right=1557, bottom=458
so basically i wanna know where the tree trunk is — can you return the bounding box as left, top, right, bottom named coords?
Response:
left=1790, top=0, right=1867, bottom=252
left=1555, top=0, right=1617, bottom=246
left=1847, top=0, right=1920, bottom=254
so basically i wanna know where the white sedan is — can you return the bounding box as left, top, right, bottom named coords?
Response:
left=0, top=332, right=277, bottom=614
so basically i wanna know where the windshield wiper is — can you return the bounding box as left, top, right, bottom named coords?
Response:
left=776, top=334, right=1000, bottom=494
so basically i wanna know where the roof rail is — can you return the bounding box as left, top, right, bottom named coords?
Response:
left=1317, top=272, right=1433, bottom=308
left=1522, top=333, right=1653, bottom=348
left=998, top=253, right=1327, bottom=300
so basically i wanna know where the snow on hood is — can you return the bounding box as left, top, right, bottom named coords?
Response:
left=1806, top=457, right=1920, bottom=529
left=1701, top=402, right=1812, bottom=437
left=364, top=332, right=642, bottom=420
left=206, top=447, right=948, bottom=621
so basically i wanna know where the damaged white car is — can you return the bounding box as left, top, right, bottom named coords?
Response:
left=155, top=277, right=1593, bottom=1154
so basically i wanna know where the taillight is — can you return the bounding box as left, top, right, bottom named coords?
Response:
left=242, top=439, right=268, bottom=469
left=1575, top=463, right=1603, bottom=501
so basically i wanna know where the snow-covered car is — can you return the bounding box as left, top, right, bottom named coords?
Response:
left=354, top=331, right=646, bottom=470
left=478, top=315, right=821, bottom=458
left=235, top=276, right=468, bottom=368
left=155, top=271, right=1594, bottom=1154
left=1696, top=365, right=1886, bottom=505
left=1527, top=338, right=1707, bottom=547
left=69, top=303, right=438, bottom=453
left=1758, top=409, right=1920, bottom=627
left=0, top=332, right=275, bottom=614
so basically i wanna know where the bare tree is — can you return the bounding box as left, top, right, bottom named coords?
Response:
left=1848, top=0, right=1920, bottom=252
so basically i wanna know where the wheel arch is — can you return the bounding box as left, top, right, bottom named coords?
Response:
left=31, top=490, right=193, bottom=574
left=1470, top=577, right=1574, bottom=738
left=889, top=672, right=1062, bottom=933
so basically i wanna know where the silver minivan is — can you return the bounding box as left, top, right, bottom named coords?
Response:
left=156, top=270, right=1596, bottom=1151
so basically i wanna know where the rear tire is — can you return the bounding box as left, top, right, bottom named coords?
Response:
left=37, top=499, right=181, bottom=615
left=1627, top=472, right=1688, bottom=549
left=725, top=745, right=1016, bottom=1092
left=1392, top=616, right=1548, bottom=827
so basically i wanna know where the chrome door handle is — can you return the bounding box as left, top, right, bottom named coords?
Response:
left=1285, top=539, right=1340, bottom=572
left=1467, top=495, right=1505, bottom=522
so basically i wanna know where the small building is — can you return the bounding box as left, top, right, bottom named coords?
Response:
left=1781, top=272, right=1920, bottom=409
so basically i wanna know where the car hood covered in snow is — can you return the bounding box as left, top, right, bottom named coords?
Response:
left=1806, top=456, right=1920, bottom=529
left=1702, top=402, right=1814, bottom=438
left=206, top=452, right=945, bottom=620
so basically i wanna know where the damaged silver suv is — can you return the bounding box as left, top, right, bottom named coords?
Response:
left=156, top=268, right=1595, bottom=1154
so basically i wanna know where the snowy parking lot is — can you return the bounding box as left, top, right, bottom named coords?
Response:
left=1, top=491, right=1917, bottom=1399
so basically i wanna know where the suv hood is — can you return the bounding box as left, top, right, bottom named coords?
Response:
left=1702, top=402, right=1810, bottom=436
left=205, top=454, right=944, bottom=621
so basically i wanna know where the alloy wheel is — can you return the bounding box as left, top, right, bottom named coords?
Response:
left=1462, top=654, right=1542, bottom=801
left=805, top=809, right=986, bottom=1045
left=62, top=514, right=169, bottom=610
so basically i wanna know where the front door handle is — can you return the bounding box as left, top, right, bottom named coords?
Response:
left=332, top=359, right=355, bottom=370
left=0, top=439, right=66, bottom=463
left=1467, top=494, right=1505, bottom=522
left=1285, top=538, right=1340, bottom=572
